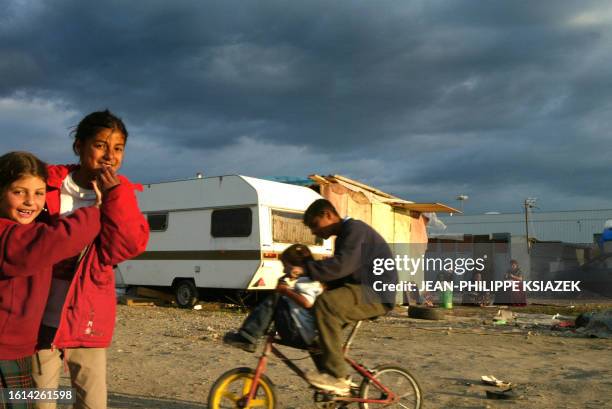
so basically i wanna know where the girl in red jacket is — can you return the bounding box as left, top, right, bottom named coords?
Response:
left=0, top=151, right=102, bottom=404
left=32, top=110, right=149, bottom=409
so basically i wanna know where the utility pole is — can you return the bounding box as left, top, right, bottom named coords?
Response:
left=524, top=198, right=537, bottom=254
left=456, top=194, right=469, bottom=215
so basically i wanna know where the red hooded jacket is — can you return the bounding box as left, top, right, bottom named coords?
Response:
left=44, top=165, right=149, bottom=349
left=0, top=207, right=101, bottom=359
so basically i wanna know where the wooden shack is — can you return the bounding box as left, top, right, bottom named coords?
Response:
left=309, top=174, right=458, bottom=304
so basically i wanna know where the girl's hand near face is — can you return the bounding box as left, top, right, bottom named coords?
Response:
left=91, top=180, right=103, bottom=208
left=96, top=165, right=121, bottom=193
left=276, top=282, right=291, bottom=294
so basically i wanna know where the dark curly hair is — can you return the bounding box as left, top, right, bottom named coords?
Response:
left=280, top=244, right=313, bottom=267
left=303, top=199, right=339, bottom=226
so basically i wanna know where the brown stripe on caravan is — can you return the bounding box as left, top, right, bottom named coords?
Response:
left=133, top=250, right=262, bottom=260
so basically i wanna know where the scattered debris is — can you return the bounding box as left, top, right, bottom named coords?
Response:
left=552, top=313, right=575, bottom=321
left=514, top=313, right=564, bottom=328
left=496, top=309, right=515, bottom=321
left=575, top=312, right=594, bottom=328
left=118, top=287, right=176, bottom=307
left=135, top=287, right=175, bottom=303
left=551, top=320, right=575, bottom=330
left=485, top=388, right=517, bottom=400
left=575, top=309, right=612, bottom=338
left=408, top=305, right=446, bottom=320
left=118, top=296, right=156, bottom=307
left=481, top=375, right=513, bottom=389
left=491, top=310, right=513, bottom=326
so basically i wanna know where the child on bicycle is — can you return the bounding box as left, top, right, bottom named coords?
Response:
left=223, top=244, right=323, bottom=351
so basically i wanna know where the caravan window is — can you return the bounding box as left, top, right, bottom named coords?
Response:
left=272, top=210, right=323, bottom=245
left=211, top=208, right=252, bottom=237
left=147, top=213, right=168, bottom=231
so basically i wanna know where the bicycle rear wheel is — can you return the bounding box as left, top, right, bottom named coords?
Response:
left=358, top=365, right=422, bottom=409
left=208, top=367, right=277, bottom=409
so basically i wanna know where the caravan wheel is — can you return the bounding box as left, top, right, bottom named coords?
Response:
left=174, top=280, right=199, bottom=308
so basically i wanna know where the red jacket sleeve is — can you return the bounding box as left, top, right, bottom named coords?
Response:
left=0, top=207, right=101, bottom=277
left=97, top=179, right=149, bottom=266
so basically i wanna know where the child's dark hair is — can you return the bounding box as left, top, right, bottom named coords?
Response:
left=280, top=244, right=313, bottom=267
left=0, top=151, right=48, bottom=193
left=303, top=199, right=339, bottom=226
left=72, top=109, right=128, bottom=155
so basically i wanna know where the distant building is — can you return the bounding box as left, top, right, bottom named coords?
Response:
left=439, top=209, right=612, bottom=244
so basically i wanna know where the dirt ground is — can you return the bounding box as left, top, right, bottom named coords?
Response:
left=55, top=302, right=612, bottom=409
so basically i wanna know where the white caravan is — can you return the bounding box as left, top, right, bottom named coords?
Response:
left=116, top=175, right=332, bottom=307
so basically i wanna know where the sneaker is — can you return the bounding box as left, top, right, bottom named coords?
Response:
left=222, top=331, right=257, bottom=353
left=344, top=376, right=359, bottom=388
left=305, top=371, right=351, bottom=395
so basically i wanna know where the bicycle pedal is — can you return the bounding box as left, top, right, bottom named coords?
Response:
left=313, top=390, right=336, bottom=402
left=316, top=389, right=353, bottom=398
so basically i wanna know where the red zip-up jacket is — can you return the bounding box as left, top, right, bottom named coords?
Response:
left=0, top=207, right=101, bottom=359
left=44, top=165, right=149, bottom=349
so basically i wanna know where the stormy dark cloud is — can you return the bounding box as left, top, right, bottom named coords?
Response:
left=1, top=0, right=611, bottom=213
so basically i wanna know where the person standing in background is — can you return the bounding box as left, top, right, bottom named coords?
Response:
left=504, top=259, right=527, bottom=306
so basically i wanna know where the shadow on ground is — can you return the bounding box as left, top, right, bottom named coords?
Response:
left=109, top=392, right=207, bottom=409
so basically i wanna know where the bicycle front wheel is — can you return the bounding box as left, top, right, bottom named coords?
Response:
left=358, top=365, right=422, bottom=409
left=208, top=367, right=277, bottom=409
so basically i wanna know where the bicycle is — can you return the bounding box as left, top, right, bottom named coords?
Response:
left=208, top=320, right=422, bottom=408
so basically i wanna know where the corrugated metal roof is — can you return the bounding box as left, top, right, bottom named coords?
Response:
left=385, top=201, right=459, bottom=213
left=439, top=209, right=612, bottom=243
left=309, top=174, right=458, bottom=213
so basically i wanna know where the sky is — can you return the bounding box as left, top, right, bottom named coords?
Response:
left=1, top=0, right=611, bottom=214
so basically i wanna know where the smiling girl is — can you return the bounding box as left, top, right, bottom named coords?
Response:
left=32, top=110, right=149, bottom=409
left=0, top=152, right=101, bottom=405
